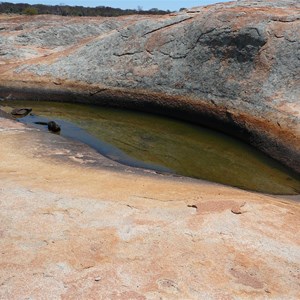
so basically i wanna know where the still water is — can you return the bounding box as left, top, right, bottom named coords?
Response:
left=1, top=100, right=300, bottom=194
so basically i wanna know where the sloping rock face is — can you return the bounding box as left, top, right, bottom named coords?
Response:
left=0, top=117, right=300, bottom=299
left=0, top=0, right=299, bottom=172
left=0, top=2, right=300, bottom=298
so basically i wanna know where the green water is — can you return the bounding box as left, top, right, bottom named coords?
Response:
left=2, top=100, right=300, bottom=194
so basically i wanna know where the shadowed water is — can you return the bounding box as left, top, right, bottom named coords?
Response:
left=1, top=100, right=300, bottom=194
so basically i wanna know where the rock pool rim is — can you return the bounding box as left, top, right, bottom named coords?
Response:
left=0, top=80, right=299, bottom=176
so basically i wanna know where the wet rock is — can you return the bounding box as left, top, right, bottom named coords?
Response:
left=11, top=108, right=32, bottom=117
left=47, top=121, right=61, bottom=133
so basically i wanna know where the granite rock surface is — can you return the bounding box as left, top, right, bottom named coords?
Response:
left=0, top=116, right=300, bottom=299
left=0, top=1, right=300, bottom=297
left=0, top=0, right=299, bottom=171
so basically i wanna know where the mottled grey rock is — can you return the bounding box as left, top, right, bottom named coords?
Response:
left=0, top=0, right=299, bottom=172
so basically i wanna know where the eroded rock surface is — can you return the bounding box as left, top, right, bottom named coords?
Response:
left=0, top=116, right=300, bottom=299
left=1, top=1, right=300, bottom=298
left=0, top=0, right=299, bottom=172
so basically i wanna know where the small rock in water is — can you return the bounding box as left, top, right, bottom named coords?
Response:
left=11, top=107, right=32, bottom=117
left=47, top=121, right=61, bottom=133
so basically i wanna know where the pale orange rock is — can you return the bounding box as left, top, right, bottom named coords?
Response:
left=0, top=0, right=299, bottom=298
left=0, top=117, right=299, bottom=299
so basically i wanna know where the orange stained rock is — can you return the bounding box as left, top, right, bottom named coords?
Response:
left=0, top=117, right=299, bottom=299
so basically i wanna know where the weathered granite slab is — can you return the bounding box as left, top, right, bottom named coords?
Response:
left=0, top=0, right=299, bottom=173
left=0, top=116, right=299, bottom=299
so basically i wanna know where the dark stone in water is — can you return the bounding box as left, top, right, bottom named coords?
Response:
left=47, top=121, right=61, bottom=133
left=34, top=120, right=61, bottom=133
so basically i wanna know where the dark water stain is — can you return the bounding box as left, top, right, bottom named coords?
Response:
left=1, top=100, right=300, bottom=195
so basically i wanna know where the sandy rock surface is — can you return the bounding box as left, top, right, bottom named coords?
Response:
left=0, top=0, right=299, bottom=172
left=0, top=0, right=300, bottom=298
left=0, top=117, right=300, bottom=299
